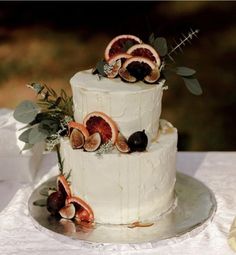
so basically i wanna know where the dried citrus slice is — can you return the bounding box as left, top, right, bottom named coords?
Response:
left=66, top=196, right=94, bottom=223
left=120, top=56, right=157, bottom=82
left=107, top=53, right=132, bottom=65
left=57, top=175, right=71, bottom=198
left=104, top=34, right=142, bottom=61
left=68, top=121, right=89, bottom=140
left=127, top=44, right=161, bottom=67
left=83, top=111, right=118, bottom=144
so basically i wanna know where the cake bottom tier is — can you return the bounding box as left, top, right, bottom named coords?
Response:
left=60, top=126, right=177, bottom=225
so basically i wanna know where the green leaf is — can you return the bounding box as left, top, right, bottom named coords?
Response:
left=148, top=33, right=155, bottom=45
left=13, top=100, right=40, bottom=123
left=30, top=83, right=44, bottom=94
left=95, top=60, right=106, bottom=76
left=182, top=77, right=203, bottom=95
left=154, top=37, right=168, bottom=57
left=18, top=128, right=32, bottom=143
left=39, top=187, right=49, bottom=197
left=33, top=199, right=47, bottom=207
left=28, top=125, right=49, bottom=144
left=21, top=143, right=34, bottom=151
left=39, top=118, right=59, bottom=135
left=176, top=67, right=196, bottom=77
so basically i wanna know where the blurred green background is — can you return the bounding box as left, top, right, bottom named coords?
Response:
left=0, top=2, right=235, bottom=151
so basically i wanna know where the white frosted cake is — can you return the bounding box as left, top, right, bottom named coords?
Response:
left=60, top=69, right=178, bottom=224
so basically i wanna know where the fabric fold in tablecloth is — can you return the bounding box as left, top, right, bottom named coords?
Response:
left=0, top=109, right=44, bottom=181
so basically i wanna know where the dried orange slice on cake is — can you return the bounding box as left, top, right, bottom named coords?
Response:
left=83, top=111, right=118, bottom=144
left=104, top=34, right=142, bottom=61
left=127, top=43, right=161, bottom=67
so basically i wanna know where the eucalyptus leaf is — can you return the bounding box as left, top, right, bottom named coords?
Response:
left=13, top=100, right=40, bottom=123
left=18, top=128, right=32, bottom=143
left=96, top=60, right=106, bottom=76
left=21, top=143, right=34, bottom=152
left=39, top=187, right=49, bottom=197
left=28, top=125, right=49, bottom=144
left=30, top=83, right=44, bottom=94
left=33, top=199, right=47, bottom=207
left=154, top=37, right=168, bottom=57
left=39, top=118, right=59, bottom=135
left=176, top=67, right=196, bottom=77
left=182, top=77, right=203, bottom=95
left=148, top=33, right=155, bottom=45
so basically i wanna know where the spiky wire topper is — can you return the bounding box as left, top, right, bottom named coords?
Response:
left=168, top=28, right=200, bottom=61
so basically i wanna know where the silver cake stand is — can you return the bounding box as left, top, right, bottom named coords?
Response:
left=28, top=172, right=217, bottom=251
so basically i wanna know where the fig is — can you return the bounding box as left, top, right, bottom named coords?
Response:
left=144, top=67, right=160, bottom=84
left=66, top=196, right=94, bottom=223
left=83, top=132, right=101, bottom=152
left=128, top=130, right=148, bottom=152
left=59, top=203, right=76, bottom=220
left=46, top=191, right=65, bottom=215
left=69, top=128, right=84, bottom=149
left=115, top=133, right=130, bottom=153
left=105, top=59, right=122, bottom=78
left=119, top=67, right=137, bottom=83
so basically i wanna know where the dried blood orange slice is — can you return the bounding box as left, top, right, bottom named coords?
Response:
left=68, top=121, right=89, bottom=139
left=127, top=44, right=161, bottom=67
left=83, top=112, right=118, bottom=144
left=57, top=175, right=71, bottom=198
left=107, top=53, right=132, bottom=65
left=66, top=196, right=94, bottom=223
left=120, top=56, right=157, bottom=82
left=104, top=34, right=142, bottom=61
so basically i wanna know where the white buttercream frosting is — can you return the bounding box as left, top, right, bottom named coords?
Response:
left=70, top=69, right=165, bottom=140
left=60, top=125, right=177, bottom=224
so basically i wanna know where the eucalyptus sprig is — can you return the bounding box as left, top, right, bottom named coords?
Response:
left=13, top=83, right=73, bottom=151
left=149, top=29, right=202, bottom=95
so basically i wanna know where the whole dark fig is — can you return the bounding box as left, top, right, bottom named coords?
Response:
left=128, top=130, right=148, bottom=152
left=46, top=191, right=65, bottom=215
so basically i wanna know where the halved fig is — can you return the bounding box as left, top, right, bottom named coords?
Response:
left=144, top=67, right=160, bottom=84
left=104, top=59, right=122, bottom=78
left=57, top=175, right=71, bottom=198
left=70, top=129, right=84, bottom=149
left=66, top=196, right=94, bottom=223
left=115, top=133, right=130, bottom=153
left=68, top=121, right=89, bottom=139
left=119, top=67, right=137, bottom=83
left=59, top=203, right=76, bottom=219
left=83, top=132, right=101, bottom=152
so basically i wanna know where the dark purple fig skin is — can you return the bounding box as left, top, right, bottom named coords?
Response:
left=46, top=191, right=65, bottom=215
left=128, top=130, right=148, bottom=152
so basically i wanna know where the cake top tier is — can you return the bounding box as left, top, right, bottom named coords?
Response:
left=70, top=69, right=165, bottom=93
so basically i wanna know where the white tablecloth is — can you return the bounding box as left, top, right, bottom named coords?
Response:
left=0, top=151, right=236, bottom=254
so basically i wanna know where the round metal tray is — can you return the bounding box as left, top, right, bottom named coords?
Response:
left=28, top=172, right=216, bottom=251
